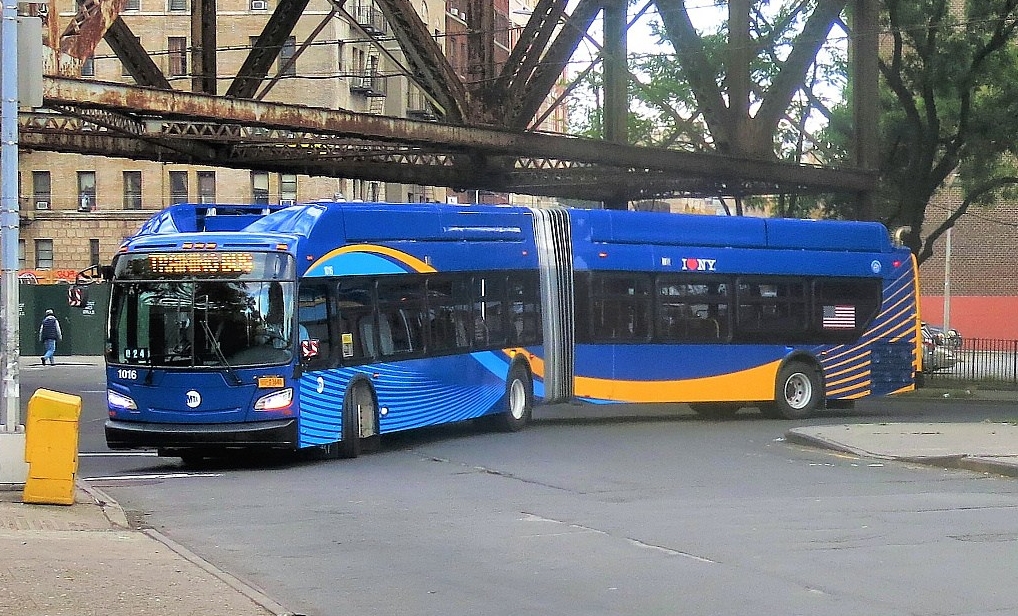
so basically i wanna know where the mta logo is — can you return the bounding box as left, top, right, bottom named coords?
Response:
left=681, top=258, right=717, bottom=272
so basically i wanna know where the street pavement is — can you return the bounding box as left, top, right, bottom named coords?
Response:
left=3, top=355, right=1018, bottom=615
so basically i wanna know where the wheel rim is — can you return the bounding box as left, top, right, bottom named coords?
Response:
left=508, top=379, right=527, bottom=420
left=354, top=385, right=375, bottom=437
left=784, top=372, right=813, bottom=410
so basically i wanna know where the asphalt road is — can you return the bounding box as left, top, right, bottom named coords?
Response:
left=19, top=360, right=1018, bottom=616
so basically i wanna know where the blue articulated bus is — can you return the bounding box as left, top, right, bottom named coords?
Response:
left=103, top=202, right=919, bottom=461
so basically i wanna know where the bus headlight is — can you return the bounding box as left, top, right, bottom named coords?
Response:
left=107, top=389, right=137, bottom=410
left=254, top=388, right=293, bottom=411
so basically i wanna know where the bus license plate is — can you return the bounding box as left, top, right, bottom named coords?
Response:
left=257, top=376, right=284, bottom=388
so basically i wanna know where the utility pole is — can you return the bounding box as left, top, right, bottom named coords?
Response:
left=943, top=226, right=952, bottom=333
left=0, top=9, right=40, bottom=485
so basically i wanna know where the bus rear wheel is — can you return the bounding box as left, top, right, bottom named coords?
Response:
left=494, top=363, right=532, bottom=432
left=772, top=361, right=821, bottom=420
left=689, top=403, right=741, bottom=419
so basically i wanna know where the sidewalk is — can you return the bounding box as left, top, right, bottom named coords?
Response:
left=0, top=484, right=292, bottom=616
left=785, top=421, right=1018, bottom=478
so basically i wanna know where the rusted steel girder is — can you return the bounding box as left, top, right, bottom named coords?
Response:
left=58, top=0, right=125, bottom=59
left=374, top=0, right=469, bottom=123
left=105, top=19, right=171, bottom=89
left=17, top=125, right=815, bottom=203
left=191, top=0, right=218, bottom=94
left=492, top=0, right=566, bottom=101
left=466, top=0, right=496, bottom=92
left=38, top=76, right=876, bottom=197
left=505, top=0, right=599, bottom=129
left=227, top=0, right=312, bottom=98
left=54, top=0, right=169, bottom=87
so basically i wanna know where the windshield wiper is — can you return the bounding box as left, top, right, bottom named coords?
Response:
left=200, top=319, right=242, bottom=385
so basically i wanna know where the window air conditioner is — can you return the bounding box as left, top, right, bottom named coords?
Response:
left=35, top=201, right=50, bottom=210
left=251, top=0, right=268, bottom=9
left=279, top=199, right=295, bottom=206
left=449, top=8, right=458, bottom=17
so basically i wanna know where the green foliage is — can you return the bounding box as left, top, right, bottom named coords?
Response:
left=854, top=0, right=1018, bottom=259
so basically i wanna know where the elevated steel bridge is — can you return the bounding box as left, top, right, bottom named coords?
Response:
left=20, top=0, right=880, bottom=208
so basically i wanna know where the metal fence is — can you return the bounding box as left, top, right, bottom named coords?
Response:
left=925, top=338, right=1018, bottom=388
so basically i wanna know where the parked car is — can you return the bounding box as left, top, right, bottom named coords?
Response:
left=922, top=322, right=963, bottom=349
left=921, top=323, right=958, bottom=372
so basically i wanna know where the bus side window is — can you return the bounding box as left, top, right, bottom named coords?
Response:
left=297, top=283, right=332, bottom=365
left=508, top=272, right=542, bottom=346
left=426, top=275, right=472, bottom=353
left=336, top=279, right=376, bottom=363
left=376, top=276, right=426, bottom=358
left=590, top=273, right=651, bottom=342
left=474, top=274, right=507, bottom=348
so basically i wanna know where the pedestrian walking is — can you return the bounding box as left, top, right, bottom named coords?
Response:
left=38, top=309, right=62, bottom=366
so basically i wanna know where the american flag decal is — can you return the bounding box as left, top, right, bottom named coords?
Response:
left=822, top=305, right=856, bottom=329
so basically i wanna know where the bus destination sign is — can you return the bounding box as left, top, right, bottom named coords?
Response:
left=147, top=252, right=255, bottom=276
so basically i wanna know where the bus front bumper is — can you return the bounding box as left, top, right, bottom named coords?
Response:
left=105, top=418, right=298, bottom=451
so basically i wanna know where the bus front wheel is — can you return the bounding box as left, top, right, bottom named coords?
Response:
left=771, top=361, right=821, bottom=420
left=336, top=381, right=377, bottom=459
left=495, top=363, right=532, bottom=432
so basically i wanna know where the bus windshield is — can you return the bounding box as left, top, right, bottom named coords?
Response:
left=107, top=252, right=296, bottom=368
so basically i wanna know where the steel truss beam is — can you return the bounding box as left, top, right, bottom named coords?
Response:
left=24, top=76, right=875, bottom=202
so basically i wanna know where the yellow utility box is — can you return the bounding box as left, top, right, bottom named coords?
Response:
left=23, top=389, right=82, bottom=505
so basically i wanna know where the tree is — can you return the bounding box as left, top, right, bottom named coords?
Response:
left=565, top=0, right=1018, bottom=264
left=566, top=0, right=850, bottom=216
left=823, top=0, right=1018, bottom=262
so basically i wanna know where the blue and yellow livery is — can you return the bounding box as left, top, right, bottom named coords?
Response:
left=102, top=202, right=919, bottom=461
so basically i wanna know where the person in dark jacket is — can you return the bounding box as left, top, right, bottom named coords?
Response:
left=38, top=309, right=62, bottom=366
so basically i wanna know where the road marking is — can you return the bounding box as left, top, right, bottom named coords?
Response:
left=81, top=472, right=223, bottom=481
left=79, top=451, right=159, bottom=457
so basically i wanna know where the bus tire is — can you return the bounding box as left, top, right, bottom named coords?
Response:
left=773, top=361, right=821, bottom=420
left=337, top=380, right=377, bottom=459
left=495, top=363, right=532, bottom=432
left=689, top=403, right=741, bottom=419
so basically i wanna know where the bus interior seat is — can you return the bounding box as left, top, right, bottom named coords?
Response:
left=378, top=315, right=395, bottom=355
left=358, top=317, right=376, bottom=357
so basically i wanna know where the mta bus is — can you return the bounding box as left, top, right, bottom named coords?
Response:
left=103, top=202, right=919, bottom=461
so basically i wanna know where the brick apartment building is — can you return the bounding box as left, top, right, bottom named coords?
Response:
left=18, top=0, right=456, bottom=277
left=917, top=189, right=1018, bottom=339
left=19, top=0, right=567, bottom=279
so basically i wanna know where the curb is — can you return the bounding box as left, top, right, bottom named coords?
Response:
left=79, top=482, right=298, bottom=616
left=144, top=527, right=297, bottom=616
left=783, top=429, right=896, bottom=460
left=785, top=430, right=1018, bottom=479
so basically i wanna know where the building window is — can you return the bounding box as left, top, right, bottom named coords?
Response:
left=169, top=0, right=187, bottom=11
left=279, top=37, right=297, bottom=77
left=279, top=173, right=297, bottom=204
left=124, top=0, right=140, bottom=9
left=32, top=171, right=51, bottom=209
left=168, top=37, right=187, bottom=77
left=252, top=171, right=269, bottom=205
left=35, top=239, right=53, bottom=269
left=77, top=171, right=96, bottom=211
left=90, top=239, right=101, bottom=266
left=169, top=171, right=188, bottom=204
left=81, top=55, right=95, bottom=77
left=197, top=171, right=216, bottom=203
left=18, top=240, right=25, bottom=269
left=123, top=171, right=142, bottom=209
